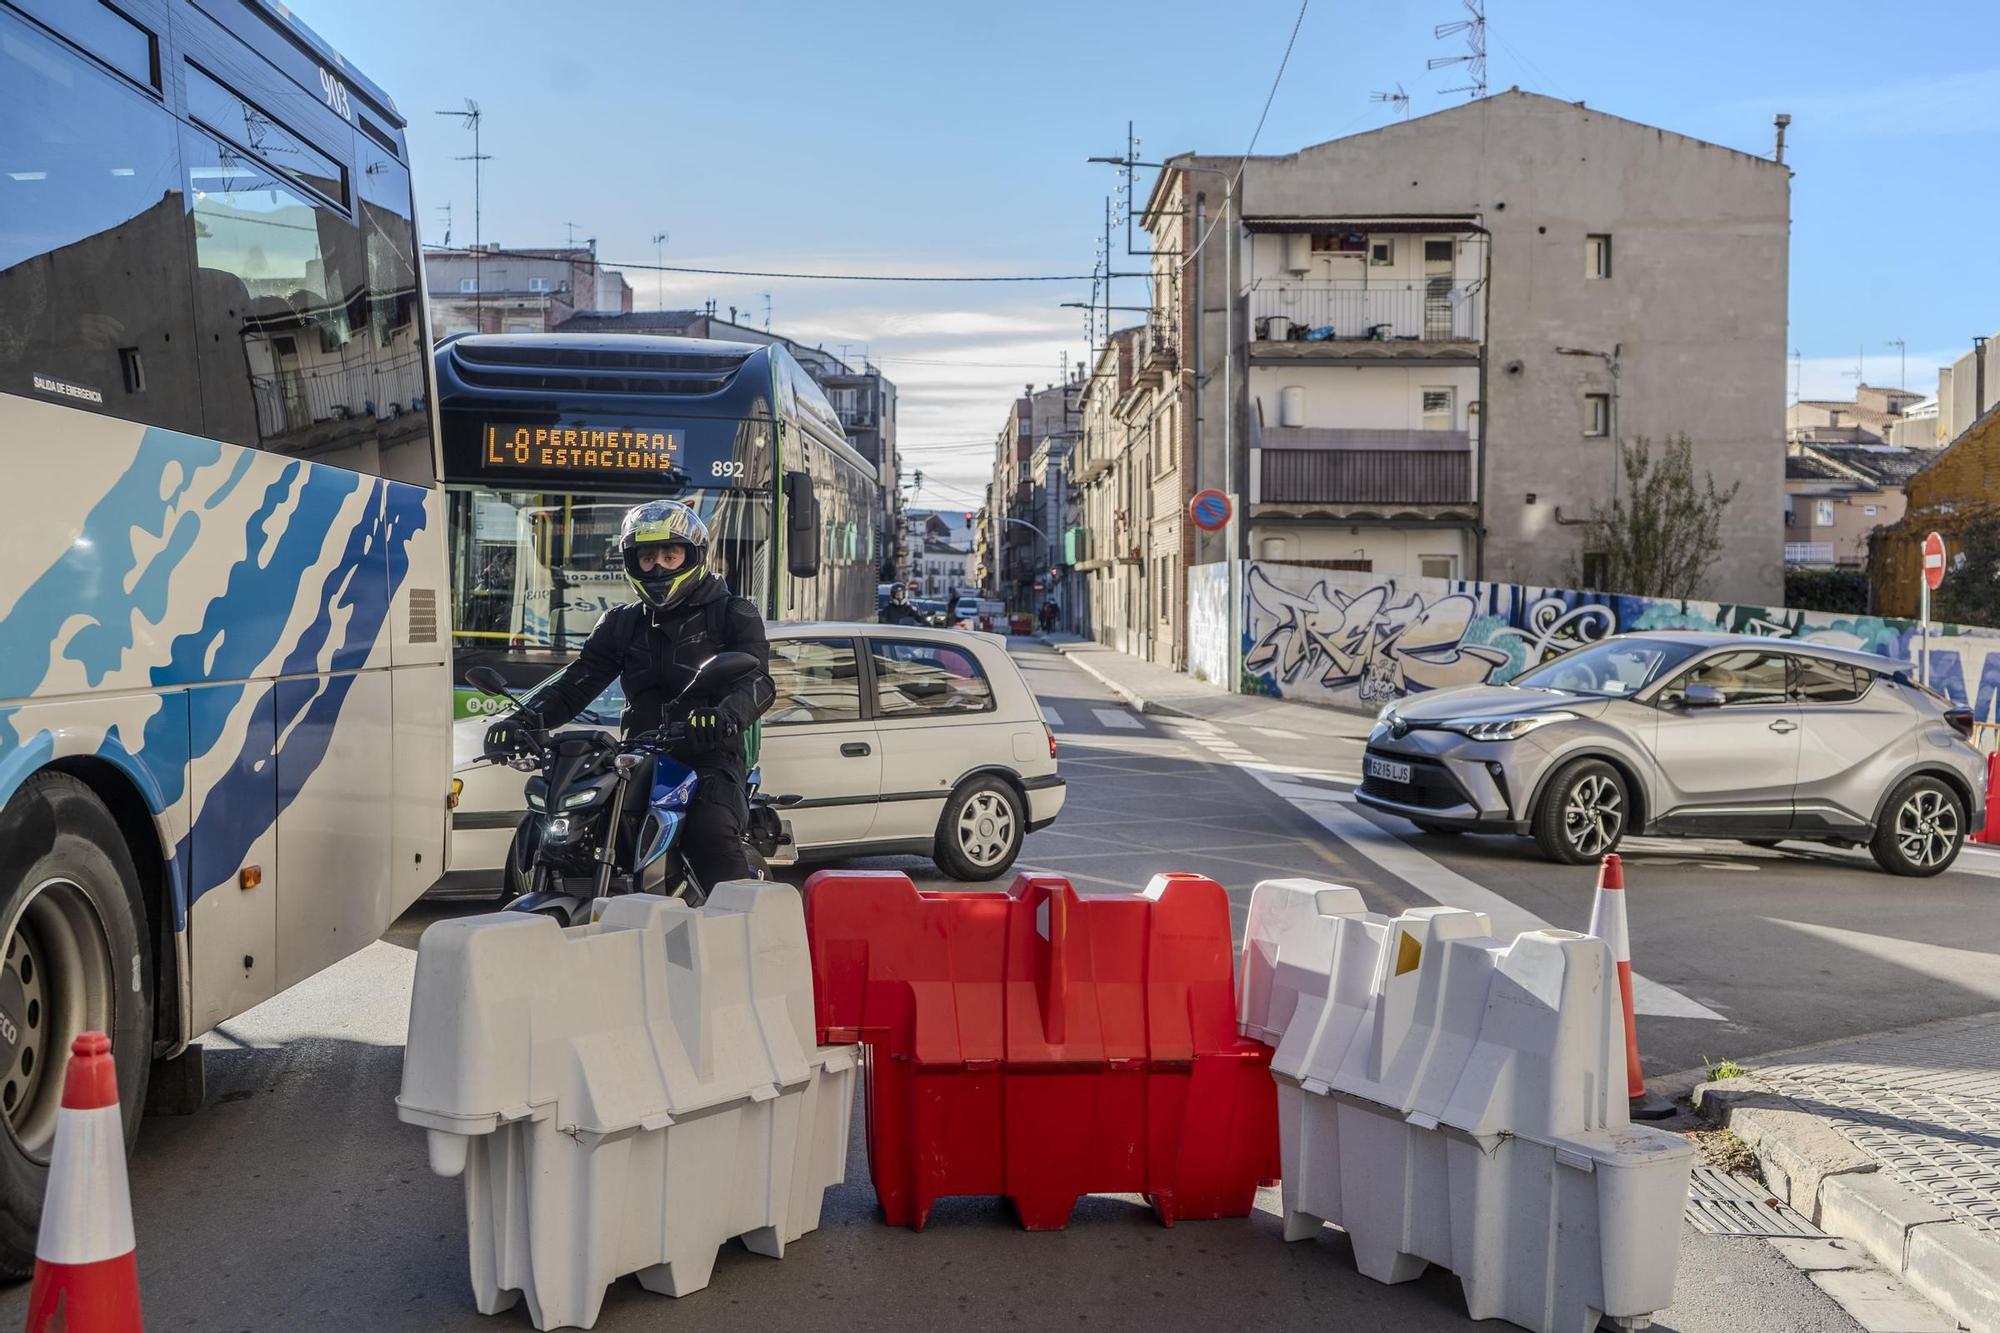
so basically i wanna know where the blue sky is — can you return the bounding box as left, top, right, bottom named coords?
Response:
left=308, top=0, right=2000, bottom=503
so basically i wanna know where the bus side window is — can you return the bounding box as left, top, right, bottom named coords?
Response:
left=182, top=124, right=376, bottom=467
left=0, top=11, right=202, bottom=433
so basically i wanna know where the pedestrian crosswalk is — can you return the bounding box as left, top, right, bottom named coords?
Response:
left=1091, top=707, right=1143, bottom=730
left=1039, top=704, right=1063, bottom=727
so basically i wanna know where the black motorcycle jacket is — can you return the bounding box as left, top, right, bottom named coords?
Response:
left=529, top=574, right=775, bottom=781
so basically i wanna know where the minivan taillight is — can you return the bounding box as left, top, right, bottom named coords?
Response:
left=1045, top=724, right=1057, bottom=759
left=1945, top=707, right=1976, bottom=740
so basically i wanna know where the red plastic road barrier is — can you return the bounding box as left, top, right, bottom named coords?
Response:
left=1586, top=855, right=1673, bottom=1121
left=1973, top=750, right=2000, bottom=845
left=25, top=1031, right=143, bottom=1333
left=805, top=869, right=1280, bottom=1231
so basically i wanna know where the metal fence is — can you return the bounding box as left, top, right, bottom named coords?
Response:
left=1247, top=281, right=1481, bottom=343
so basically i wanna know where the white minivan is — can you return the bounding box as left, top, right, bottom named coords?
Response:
left=444, top=623, right=1065, bottom=890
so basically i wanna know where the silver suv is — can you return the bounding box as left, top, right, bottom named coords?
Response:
left=1356, top=633, right=1986, bottom=876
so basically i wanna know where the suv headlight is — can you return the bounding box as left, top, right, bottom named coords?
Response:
left=1439, top=711, right=1578, bottom=741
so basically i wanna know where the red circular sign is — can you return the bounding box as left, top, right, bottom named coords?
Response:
left=1923, top=531, right=1947, bottom=590
left=1190, top=488, right=1232, bottom=532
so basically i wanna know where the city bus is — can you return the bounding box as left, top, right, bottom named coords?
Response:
left=433, top=333, right=880, bottom=711
left=0, top=0, right=446, bottom=1267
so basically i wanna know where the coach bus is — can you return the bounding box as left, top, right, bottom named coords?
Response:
left=433, top=333, right=880, bottom=711
left=0, top=0, right=446, bottom=1266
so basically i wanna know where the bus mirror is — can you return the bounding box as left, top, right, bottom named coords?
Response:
left=784, top=470, right=821, bottom=578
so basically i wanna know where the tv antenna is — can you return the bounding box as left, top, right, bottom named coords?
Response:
left=1370, top=83, right=1411, bottom=118
left=1885, top=337, right=1906, bottom=391
left=434, top=201, right=452, bottom=249
left=651, top=231, right=669, bottom=311
left=1429, top=0, right=1487, bottom=99
left=762, top=291, right=772, bottom=331
left=434, top=99, right=490, bottom=321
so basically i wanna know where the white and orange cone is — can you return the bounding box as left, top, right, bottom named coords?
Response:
left=1587, top=855, right=1675, bottom=1122
left=25, top=1031, right=142, bottom=1333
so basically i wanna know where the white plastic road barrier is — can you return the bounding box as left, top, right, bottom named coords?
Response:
left=397, top=884, right=858, bottom=1331
left=1240, top=878, right=1696, bottom=1333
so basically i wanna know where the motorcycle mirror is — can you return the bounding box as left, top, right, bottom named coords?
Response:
left=682, top=651, right=760, bottom=701
left=465, top=665, right=515, bottom=699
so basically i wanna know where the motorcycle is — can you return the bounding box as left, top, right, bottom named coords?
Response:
left=465, top=654, right=796, bottom=923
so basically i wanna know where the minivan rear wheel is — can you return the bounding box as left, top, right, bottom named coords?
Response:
left=1533, top=758, right=1628, bottom=866
left=1870, top=776, right=1964, bottom=878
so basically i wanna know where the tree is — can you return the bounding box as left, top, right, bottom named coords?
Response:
left=1564, top=435, right=1741, bottom=598
left=1931, top=513, right=2000, bottom=629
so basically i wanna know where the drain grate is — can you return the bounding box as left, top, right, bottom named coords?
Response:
left=1684, top=1167, right=1826, bottom=1238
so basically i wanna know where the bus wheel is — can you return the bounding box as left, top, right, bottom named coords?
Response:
left=0, top=773, right=153, bottom=1278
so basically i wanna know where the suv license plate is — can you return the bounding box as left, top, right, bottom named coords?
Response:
left=1366, top=755, right=1412, bottom=784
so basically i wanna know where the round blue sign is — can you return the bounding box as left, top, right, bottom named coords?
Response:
left=1190, top=488, right=1231, bottom=532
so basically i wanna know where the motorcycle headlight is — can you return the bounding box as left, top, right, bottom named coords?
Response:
left=562, top=788, right=601, bottom=810
left=1438, top=711, right=1579, bottom=741
left=526, top=792, right=545, bottom=811
left=543, top=816, right=574, bottom=841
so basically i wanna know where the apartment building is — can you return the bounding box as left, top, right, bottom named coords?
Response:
left=425, top=244, right=631, bottom=336
left=986, top=379, right=1080, bottom=609
left=1142, top=89, right=1791, bottom=604
left=1783, top=442, right=1925, bottom=568
left=1072, top=329, right=1143, bottom=653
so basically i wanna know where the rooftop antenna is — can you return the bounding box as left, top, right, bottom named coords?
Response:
left=1429, top=0, right=1488, bottom=99
left=434, top=99, right=489, bottom=324
left=762, top=291, right=772, bottom=332
left=434, top=201, right=452, bottom=249
left=1792, top=348, right=1802, bottom=404
left=1885, top=337, right=1906, bottom=392
left=563, top=220, right=581, bottom=249
left=1370, top=83, right=1411, bottom=118
left=651, top=230, right=669, bottom=311
left=1840, top=344, right=1864, bottom=387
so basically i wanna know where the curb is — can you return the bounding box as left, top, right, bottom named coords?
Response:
left=1045, top=641, right=1196, bottom=718
left=1697, top=1076, right=2000, bottom=1331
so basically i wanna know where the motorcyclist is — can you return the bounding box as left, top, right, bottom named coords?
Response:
left=880, top=583, right=923, bottom=626
left=484, top=500, right=775, bottom=889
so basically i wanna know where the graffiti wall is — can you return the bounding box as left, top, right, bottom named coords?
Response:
left=1214, top=562, right=2000, bottom=719
left=1186, top=563, right=1230, bottom=687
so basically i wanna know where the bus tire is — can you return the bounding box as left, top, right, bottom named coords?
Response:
left=0, top=772, right=154, bottom=1278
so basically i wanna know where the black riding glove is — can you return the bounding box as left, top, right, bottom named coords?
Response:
left=684, top=708, right=740, bottom=753
left=484, top=709, right=541, bottom=761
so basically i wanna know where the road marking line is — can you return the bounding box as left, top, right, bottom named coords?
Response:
left=1092, top=708, right=1143, bottom=730
left=1040, top=704, right=1064, bottom=727
left=1764, top=918, right=2000, bottom=1004
left=1250, top=726, right=1303, bottom=739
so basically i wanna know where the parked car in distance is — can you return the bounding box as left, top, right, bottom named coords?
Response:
left=444, top=624, right=1065, bottom=894
left=1356, top=632, right=1985, bottom=876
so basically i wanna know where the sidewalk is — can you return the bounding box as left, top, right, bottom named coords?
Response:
left=1698, top=1011, right=2000, bottom=1332
left=1037, top=633, right=1375, bottom=743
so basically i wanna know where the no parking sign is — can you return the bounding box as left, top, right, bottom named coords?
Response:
left=1189, top=488, right=1231, bottom=532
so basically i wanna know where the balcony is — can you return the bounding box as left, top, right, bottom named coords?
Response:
left=1257, top=427, right=1473, bottom=508
left=1134, top=324, right=1177, bottom=387
left=1785, top=542, right=1836, bottom=565
left=1247, top=281, right=1481, bottom=363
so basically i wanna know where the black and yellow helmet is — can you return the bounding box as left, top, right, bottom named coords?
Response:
left=619, top=500, right=710, bottom=611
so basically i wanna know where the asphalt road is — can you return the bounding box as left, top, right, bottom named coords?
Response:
left=8, top=640, right=1973, bottom=1331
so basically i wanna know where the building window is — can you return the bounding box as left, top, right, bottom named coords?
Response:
left=527, top=276, right=551, bottom=293
left=1815, top=499, right=1835, bottom=527
left=1369, top=237, right=1395, bottom=266
left=1585, top=393, right=1611, bottom=437
left=1419, top=555, right=1457, bottom=581
left=1586, top=234, right=1612, bottom=279
left=459, top=277, right=478, bottom=293
left=1421, top=387, right=1455, bottom=431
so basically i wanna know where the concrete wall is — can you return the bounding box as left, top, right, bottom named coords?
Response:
left=1189, top=559, right=2000, bottom=717
left=1213, top=91, right=1789, bottom=605
left=1249, top=366, right=1479, bottom=433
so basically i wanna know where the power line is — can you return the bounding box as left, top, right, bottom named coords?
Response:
left=1180, top=0, right=1310, bottom=270
left=605, top=258, right=1095, bottom=283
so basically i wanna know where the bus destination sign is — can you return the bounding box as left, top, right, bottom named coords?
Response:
left=482, top=424, right=682, bottom=475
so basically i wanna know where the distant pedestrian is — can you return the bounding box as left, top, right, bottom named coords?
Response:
left=1039, top=600, right=1058, bottom=634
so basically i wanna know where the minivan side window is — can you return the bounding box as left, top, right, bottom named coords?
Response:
left=767, top=639, right=862, bottom=724
left=871, top=640, right=994, bottom=718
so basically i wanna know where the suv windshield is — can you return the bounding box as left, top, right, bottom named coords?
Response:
left=1510, top=637, right=1706, bottom=698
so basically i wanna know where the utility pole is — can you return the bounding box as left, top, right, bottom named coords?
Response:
left=435, top=100, right=488, bottom=328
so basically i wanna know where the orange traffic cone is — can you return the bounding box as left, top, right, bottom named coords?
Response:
left=25, top=1031, right=142, bottom=1332
left=1587, top=856, right=1674, bottom=1121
